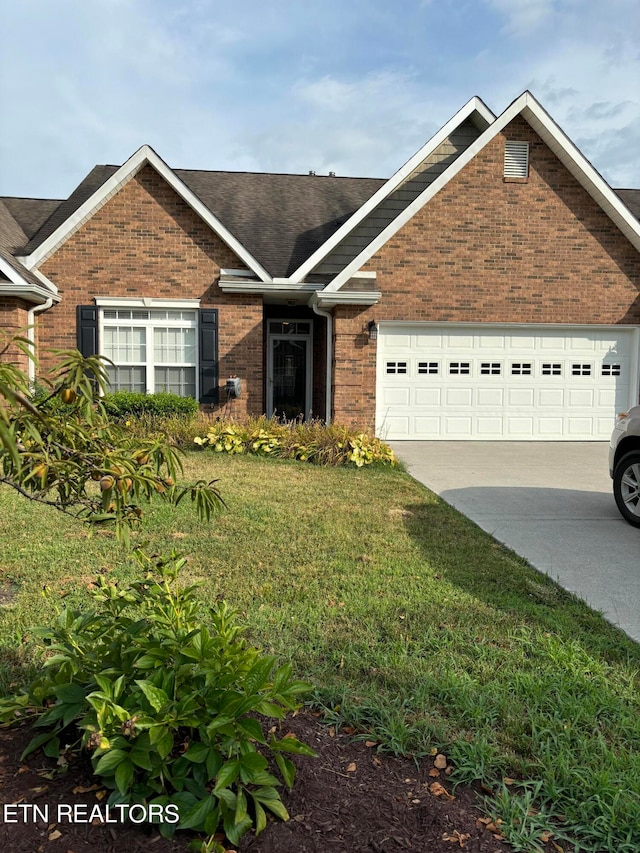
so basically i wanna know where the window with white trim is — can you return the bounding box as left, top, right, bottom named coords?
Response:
left=386, top=361, right=408, bottom=374
left=101, top=308, right=198, bottom=397
left=602, top=363, right=621, bottom=377
left=418, top=361, right=439, bottom=374
left=571, top=363, right=592, bottom=377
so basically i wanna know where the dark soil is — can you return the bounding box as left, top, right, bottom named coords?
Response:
left=0, top=712, right=554, bottom=853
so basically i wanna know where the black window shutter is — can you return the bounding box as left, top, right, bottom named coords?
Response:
left=77, top=305, right=98, bottom=357
left=199, top=308, right=219, bottom=404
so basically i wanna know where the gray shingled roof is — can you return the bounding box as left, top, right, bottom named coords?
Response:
left=7, top=160, right=640, bottom=281
left=0, top=197, right=62, bottom=241
left=21, top=165, right=385, bottom=278
left=0, top=200, right=51, bottom=288
left=616, top=189, right=640, bottom=222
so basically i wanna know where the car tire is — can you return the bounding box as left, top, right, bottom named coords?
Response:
left=613, top=451, right=640, bottom=528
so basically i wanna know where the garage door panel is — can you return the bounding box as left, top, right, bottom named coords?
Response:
left=506, top=417, right=535, bottom=435
left=476, top=417, right=503, bottom=435
left=568, top=389, right=594, bottom=407
left=538, top=417, right=564, bottom=435
left=507, top=388, right=535, bottom=406
left=567, top=417, right=595, bottom=436
left=382, top=388, right=410, bottom=406
left=414, top=416, right=441, bottom=434
left=376, top=324, right=638, bottom=441
left=477, top=388, right=504, bottom=406
left=415, top=388, right=442, bottom=406
left=445, top=416, right=474, bottom=434
left=539, top=389, right=564, bottom=406
left=445, top=388, right=473, bottom=406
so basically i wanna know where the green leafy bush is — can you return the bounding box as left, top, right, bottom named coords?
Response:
left=194, top=417, right=396, bottom=467
left=0, top=553, right=314, bottom=846
left=103, top=391, right=200, bottom=419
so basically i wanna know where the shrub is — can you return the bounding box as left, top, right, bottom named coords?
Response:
left=194, top=417, right=396, bottom=467
left=103, top=391, right=200, bottom=419
left=0, top=552, right=314, bottom=847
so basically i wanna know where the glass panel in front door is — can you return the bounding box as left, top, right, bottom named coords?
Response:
left=272, top=338, right=307, bottom=420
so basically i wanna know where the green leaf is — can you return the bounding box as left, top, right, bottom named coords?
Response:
left=243, top=657, right=275, bottom=694
left=253, top=700, right=286, bottom=718
left=239, top=751, right=268, bottom=772
left=205, top=747, right=223, bottom=781
left=213, top=759, right=240, bottom=793
left=223, top=812, right=253, bottom=846
left=53, top=682, right=86, bottom=704
left=253, top=798, right=267, bottom=835
left=43, top=736, right=61, bottom=758
left=21, top=730, right=57, bottom=761
left=235, top=717, right=266, bottom=743
left=179, top=795, right=217, bottom=831
left=253, top=788, right=289, bottom=822
left=235, top=787, right=247, bottom=824
left=130, top=746, right=155, bottom=771
left=135, top=679, right=170, bottom=712
left=94, top=748, right=129, bottom=775
left=184, top=742, right=210, bottom=763
left=271, top=734, right=317, bottom=756
left=275, top=753, right=296, bottom=789
left=155, top=728, right=174, bottom=760
left=115, top=759, right=135, bottom=793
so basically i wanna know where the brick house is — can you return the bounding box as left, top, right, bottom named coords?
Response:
left=1, top=90, right=639, bottom=440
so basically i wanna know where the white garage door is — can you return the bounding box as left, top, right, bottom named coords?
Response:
left=376, top=324, right=639, bottom=440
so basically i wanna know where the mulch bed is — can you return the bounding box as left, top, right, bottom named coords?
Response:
left=0, top=712, right=555, bottom=853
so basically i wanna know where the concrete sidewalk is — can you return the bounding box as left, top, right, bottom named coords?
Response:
left=391, top=441, right=640, bottom=643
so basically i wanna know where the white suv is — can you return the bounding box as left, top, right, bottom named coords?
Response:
left=609, top=406, right=640, bottom=527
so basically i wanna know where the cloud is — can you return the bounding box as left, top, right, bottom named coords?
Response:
left=486, top=0, right=556, bottom=36
left=1, top=0, right=640, bottom=199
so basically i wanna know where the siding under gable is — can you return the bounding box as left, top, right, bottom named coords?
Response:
left=316, top=118, right=482, bottom=279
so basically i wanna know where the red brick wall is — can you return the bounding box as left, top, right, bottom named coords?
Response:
left=332, top=116, right=640, bottom=427
left=0, top=297, right=31, bottom=371
left=37, top=165, right=263, bottom=417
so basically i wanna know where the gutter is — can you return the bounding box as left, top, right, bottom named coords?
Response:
left=309, top=293, right=333, bottom=424
left=27, top=297, right=54, bottom=384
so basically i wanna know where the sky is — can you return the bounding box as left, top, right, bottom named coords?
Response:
left=1, top=0, right=639, bottom=200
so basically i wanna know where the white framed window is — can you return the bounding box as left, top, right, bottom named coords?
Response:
left=99, top=303, right=198, bottom=398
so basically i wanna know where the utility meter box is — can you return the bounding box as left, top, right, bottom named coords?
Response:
left=226, top=377, right=242, bottom=398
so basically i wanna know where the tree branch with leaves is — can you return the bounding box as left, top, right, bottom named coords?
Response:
left=0, top=333, right=223, bottom=544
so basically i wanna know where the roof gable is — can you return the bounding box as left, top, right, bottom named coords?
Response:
left=19, top=146, right=273, bottom=282
left=291, top=96, right=496, bottom=281
left=322, top=91, right=640, bottom=293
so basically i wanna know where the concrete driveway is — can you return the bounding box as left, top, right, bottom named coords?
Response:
left=390, top=441, right=640, bottom=643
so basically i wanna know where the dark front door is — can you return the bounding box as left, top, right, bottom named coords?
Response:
left=270, top=337, right=309, bottom=420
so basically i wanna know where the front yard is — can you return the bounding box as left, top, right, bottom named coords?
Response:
left=1, top=452, right=639, bottom=851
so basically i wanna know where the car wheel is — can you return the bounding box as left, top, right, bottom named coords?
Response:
left=613, top=451, right=640, bottom=528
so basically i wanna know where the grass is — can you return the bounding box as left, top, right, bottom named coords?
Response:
left=1, top=452, right=639, bottom=852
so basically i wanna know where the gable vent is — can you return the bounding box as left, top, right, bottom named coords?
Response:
left=504, top=140, right=529, bottom=178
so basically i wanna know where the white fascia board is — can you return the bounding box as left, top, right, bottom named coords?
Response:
left=0, top=256, right=60, bottom=303
left=289, top=96, right=496, bottom=282
left=516, top=96, right=640, bottom=253
left=219, top=279, right=323, bottom=294
left=325, top=90, right=640, bottom=292
left=313, top=290, right=381, bottom=308
left=95, top=296, right=200, bottom=309
left=22, top=145, right=272, bottom=283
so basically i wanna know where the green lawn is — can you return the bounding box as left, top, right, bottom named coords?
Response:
left=1, top=452, right=639, bottom=852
